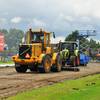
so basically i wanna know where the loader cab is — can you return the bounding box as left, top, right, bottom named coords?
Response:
left=27, top=28, right=44, bottom=44
left=26, top=28, right=55, bottom=52
left=30, top=32, right=44, bottom=43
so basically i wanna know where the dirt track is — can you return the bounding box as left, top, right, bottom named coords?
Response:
left=0, top=62, right=100, bottom=99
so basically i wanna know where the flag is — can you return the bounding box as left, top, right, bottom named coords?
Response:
left=0, top=34, right=4, bottom=51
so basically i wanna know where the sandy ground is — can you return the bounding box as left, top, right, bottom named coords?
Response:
left=0, top=62, right=100, bottom=99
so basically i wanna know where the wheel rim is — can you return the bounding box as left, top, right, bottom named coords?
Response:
left=77, top=55, right=79, bottom=64
left=46, top=60, right=49, bottom=69
left=58, top=60, right=61, bottom=68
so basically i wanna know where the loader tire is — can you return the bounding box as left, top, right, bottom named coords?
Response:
left=76, top=54, right=80, bottom=66
left=39, top=55, right=51, bottom=73
left=15, top=63, right=28, bottom=73
left=70, top=56, right=76, bottom=67
left=52, top=55, right=62, bottom=72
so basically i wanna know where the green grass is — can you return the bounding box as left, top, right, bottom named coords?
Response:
left=2, top=74, right=100, bottom=100
left=0, top=61, right=14, bottom=64
left=0, top=57, right=14, bottom=64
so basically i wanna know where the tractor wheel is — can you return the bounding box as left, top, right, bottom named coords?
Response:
left=39, top=55, right=51, bottom=73
left=70, top=56, right=76, bottom=67
left=52, top=55, right=62, bottom=72
left=15, top=63, right=28, bottom=73
left=30, top=65, right=38, bottom=71
left=76, top=54, right=80, bottom=66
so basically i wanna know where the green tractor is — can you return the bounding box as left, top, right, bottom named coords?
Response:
left=57, top=41, right=80, bottom=67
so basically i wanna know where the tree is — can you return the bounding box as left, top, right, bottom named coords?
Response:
left=64, top=30, right=83, bottom=41
left=65, top=30, right=100, bottom=49
left=88, top=39, right=100, bottom=48
left=96, top=42, right=100, bottom=48
left=0, top=29, right=8, bottom=35
left=14, top=29, right=25, bottom=51
left=88, top=39, right=96, bottom=48
left=5, top=28, right=24, bottom=52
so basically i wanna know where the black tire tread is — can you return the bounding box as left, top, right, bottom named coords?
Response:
left=70, top=56, right=76, bottom=67
left=39, top=55, right=51, bottom=73
left=15, top=63, right=28, bottom=73
left=52, top=55, right=62, bottom=72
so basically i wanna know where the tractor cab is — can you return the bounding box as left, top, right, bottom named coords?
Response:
left=58, top=41, right=78, bottom=55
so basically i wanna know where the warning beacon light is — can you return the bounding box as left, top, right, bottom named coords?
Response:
left=40, top=28, right=42, bottom=31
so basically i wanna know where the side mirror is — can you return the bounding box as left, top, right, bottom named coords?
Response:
left=53, top=32, right=55, bottom=38
left=51, top=31, right=55, bottom=38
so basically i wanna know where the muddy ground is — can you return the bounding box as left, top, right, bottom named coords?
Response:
left=0, top=62, right=100, bottom=99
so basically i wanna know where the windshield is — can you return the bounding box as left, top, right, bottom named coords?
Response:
left=61, top=43, right=72, bottom=50
left=30, top=32, right=44, bottom=43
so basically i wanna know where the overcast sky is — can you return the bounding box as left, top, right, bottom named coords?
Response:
left=0, top=0, right=100, bottom=43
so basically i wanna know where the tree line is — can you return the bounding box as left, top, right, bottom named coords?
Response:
left=0, top=28, right=100, bottom=56
left=65, top=30, right=100, bottom=48
left=0, top=28, right=25, bottom=56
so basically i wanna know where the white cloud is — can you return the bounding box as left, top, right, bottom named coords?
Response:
left=81, top=25, right=94, bottom=30
left=96, top=40, right=100, bottom=43
left=52, top=13, right=71, bottom=31
left=0, top=18, right=7, bottom=23
left=4, top=12, right=9, bottom=15
left=66, top=16, right=75, bottom=21
left=32, top=19, right=47, bottom=27
left=11, top=17, right=23, bottom=23
left=0, top=0, right=100, bottom=41
left=0, top=18, right=7, bottom=25
left=50, top=36, right=65, bottom=43
left=76, top=25, right=94, bottom=31
left=73, top=1, right=94, bottom=16
left=27, top=18, right=47, bottom=29
left=80, top=17, right=91, bottom=22
left=73, top=0, right=100, bottom=19
left=0, top=18, right=7, bottom=28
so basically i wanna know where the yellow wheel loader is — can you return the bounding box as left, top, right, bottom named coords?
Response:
left=12, top=28, right=62, bottom=73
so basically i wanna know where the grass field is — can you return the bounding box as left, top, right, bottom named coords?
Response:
left=2, top=73, right=100, bottom=100
left=0, top=61, right=14, bottom=64
left=0, top=57, right=14, bottom=64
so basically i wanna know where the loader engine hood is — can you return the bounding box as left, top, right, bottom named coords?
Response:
left=19, top=43, right=42, bottom=59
